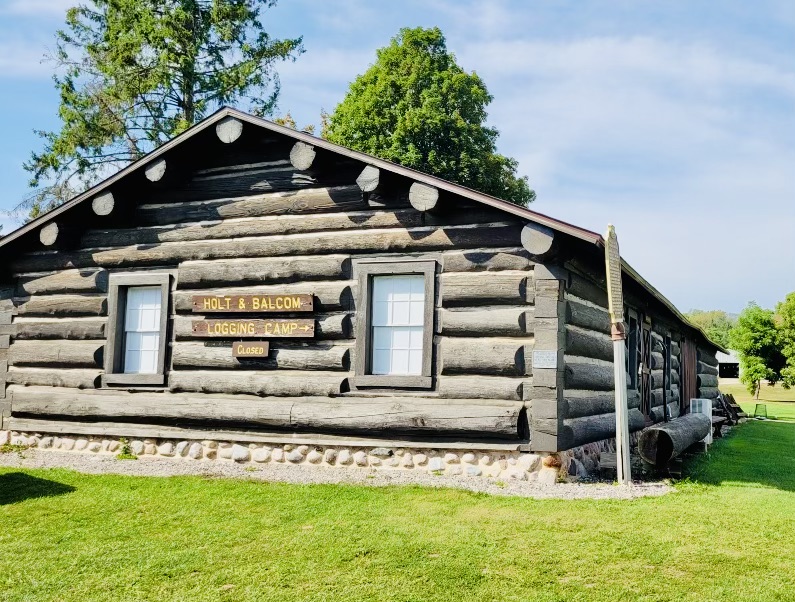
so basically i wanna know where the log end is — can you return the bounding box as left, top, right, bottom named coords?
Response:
left=521, top=222, right=555, bottom=256
left=216, top=116, right=243, bottom=144
left=39, top=222, right=59, bottom=246
left=91, top=192, right=115, bottom=216
left=289, top=141, right=316, bottom=170
left=356, top=165, right=380, bottom=192
left=144, top=158, right=167, bottom=182
left=409, top=182, right=439, bottom=212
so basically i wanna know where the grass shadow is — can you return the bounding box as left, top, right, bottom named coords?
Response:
left=684, top=420, right=795, bottom=493
left=0, top=472, right=76, bottom=505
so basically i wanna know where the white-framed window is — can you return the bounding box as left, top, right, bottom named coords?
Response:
left=123, top=286, right=162, bottom=374
left=370, top=274, right=425, bottom=375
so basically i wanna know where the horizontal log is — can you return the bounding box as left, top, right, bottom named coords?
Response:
left=441, top=248, right=533, bottom=272
left=91, top=191, right=114, bottom=216
left=671, top=341, right=681, bottom=356
left=9, top=340, right=104, bottom=368
left=440, top=337, right=530, bottom=376
left=39, top=222, right=60, bottom=246
left=168, top=370, right=349, bottom=397
left=290, top=399, right=523, bottom=437
left=356, top=165, right=379, bottom=192
left=174, top=281, right=355, bottom=313
left=564, top=359, right=614, bottom=391
left=138, top=186, right=367, bottom=225
left=441, top=271, right=532, bottom=306
left=83, top=208, right=501, bottom=248
left=289, top=141, right=315, bottom=170
left=565, top=326, right=613, bottom=362
left=12, top=319, right=106, bottom=340
left=215, top=116, right=243, bottom=143
left=561, top=408, right=646, bottom=447
left=698, top=361, right=719, bottom=376
left=171, top=342, right=350, bottom=371
left=439, top=306, right=531, bottom=337
left=409, top=182, right=438, bottom=212
left=14, top=294, right=106, bottom=317
left=5, top=381, right=521, bottom=437
left=566, top=274, right=608, bottom=308
left=651, top=369, right=665, bottom=390
left=697, top=349, right=719, bottom=367
left=638, top=413, right=711, bottom=466
left=698, top=387, right=720, bottom=399
left=521, top=222, right=555, bottom=257
left=145, top=158, right=167, bottom=182
left=7, top=367, right=100, bottom=389
left=564, top=300, right=610, bottom=334
left=437, top=375, right=525, bottom=401
left=13, top=223, right=521, bottom=273
left=563, top=390, right=641, bottom=419
left=174, top=313, right=350, bottom=340
left=16, top=269, right=108, bottom=295
left=650, top=351, right=665, bottom=370
left=671, top=356, right=680, bottom=371
left=178, top=255, right=349, bottom=289
left=697, top=373, right=719, bottom=388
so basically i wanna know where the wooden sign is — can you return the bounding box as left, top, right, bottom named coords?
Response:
left=232, top=341, right=270, bottom=358
left=192, top=294, right=313, bottom=313
left=604, top=224, right=624, bottom=326
left=192, top=319, right=315, bottom=338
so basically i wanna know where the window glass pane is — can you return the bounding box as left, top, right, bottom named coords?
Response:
left=370, top=275, right=425, bottom=375
left=123, top=286, right=161, bottom=374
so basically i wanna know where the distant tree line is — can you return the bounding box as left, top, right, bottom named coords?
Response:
left=702, top=294, right=795, bottom=398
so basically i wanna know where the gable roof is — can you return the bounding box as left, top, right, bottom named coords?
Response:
left=0, top=106, right=724, bottom=352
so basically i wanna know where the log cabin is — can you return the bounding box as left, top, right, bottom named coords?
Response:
left=0, top=107, right=722, bottom=479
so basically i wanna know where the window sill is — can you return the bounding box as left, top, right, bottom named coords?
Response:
left=351, top=375, right=433, bottom=389
left=101, top=373, right=167, bottom=387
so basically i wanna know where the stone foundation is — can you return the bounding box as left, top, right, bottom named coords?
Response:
left=1, top=429, right=620, bottom=483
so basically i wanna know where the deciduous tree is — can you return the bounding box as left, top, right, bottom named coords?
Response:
left=22, top=0, right=303, bottom=218
left=324, top=27, right=534, bottom=206
left=728, top=303, right=786, bottom=397
left=685, top=309, right=735, bottom=349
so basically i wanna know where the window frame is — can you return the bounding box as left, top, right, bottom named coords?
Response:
left=102, top=272, right=171, bottom=387
left=352, top=259, right=437, bottom=389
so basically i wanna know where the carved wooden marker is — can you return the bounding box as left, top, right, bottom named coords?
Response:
left=192, top=319, right=315, bottom=338
left=192, top=294, right=313, bottom=313
left=232, top=341, right=270, bottom=358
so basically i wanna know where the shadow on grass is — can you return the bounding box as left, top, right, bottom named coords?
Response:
left=0, top=472, right=76, bottom=505
left=685, top=420, right=795, bottom=493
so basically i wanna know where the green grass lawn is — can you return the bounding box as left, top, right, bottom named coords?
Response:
left=2, top=421, right=795, bottom=602
left=720, top=381, right=795, bottom=420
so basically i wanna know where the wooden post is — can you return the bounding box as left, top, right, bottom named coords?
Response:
left=605, top=224, right=631, bottom=485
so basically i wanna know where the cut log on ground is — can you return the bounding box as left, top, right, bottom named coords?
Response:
left=638, top=413, right=711, bottom=467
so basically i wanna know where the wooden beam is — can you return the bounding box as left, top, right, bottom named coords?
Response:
left=144, top=158, right=167, bottom=182
left=289, top=141, right=316, bottom=170
left=215, top=116, right=243, bottom=143
left=521, top=222, right=555, bottom=257
left=409, top=182, right=439, bottom=212
left=91, top=192, right=114, bottom=216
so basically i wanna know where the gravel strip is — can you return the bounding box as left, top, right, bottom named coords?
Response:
left=0, top=449, right=672, bottom=500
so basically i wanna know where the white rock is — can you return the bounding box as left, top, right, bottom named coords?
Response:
left=447, top=466, right=463, bottom=476
left=466, top=466, right=482, bottom=477
left=428, top=457, right=445, bottom=472
left=39, top=437, right=53, bottom=449
left=283, top=444, right=295, bottom=452
left=175, top=441, right=190, bottom=457
left=296, top=445, right=309, bottom=455
left=461, top=453, right=476, bottom=464
left=75, top=438, right=89, bottom=451
left=158, top=442, right=175, bottom=457
left=287, top=450, right=304, bottom=463
left=368, top=457, right=381, bottom=466
left=353, top=451, right=368, bottom=466
left=107, top=440, right=120, bottom=453
left=537, top=467, right=558, bottom=485
left=53, top=437, right=62, bottom=449
left=413, top=453, right=428, bottom=466
left=87, top=442, right=101, bottom=453
left=498, top=459, right=508, bottom=471
left=370, top=447, right=392, bottom=458
left=188, top=442, right=203, bottom=460
left=100, top=440, right=110, bottom=452
left=307, top=450, right=323, bottom=464
left=479, top=454, right=492, bottom=466
left=252, top=448, right=271, bottom=463
left=401, top=453, right=414, bottom=468
left=507, top=456, right=518, bottom=465
left=337, top=449, right=352, bottom=465
left=218, top=443, right=233, bottom=460
left=271, top=448, right=284, bottom=462
left=130, top=440, right=144, bottom=455
left=518, top=454, right=541, bottom=472
left=0, top=431, right=8, bottom=446
left=231, top=444, right=250, bottom=462
left=444, top=453, right=460, bottom=464
left=386, top=456, right=400, bottom=467
left=202, top=440, right=218, bottom=449
left=204, top=448, right=217, bottom=460
left=323, top=449, right=338, bottom=464
left=506, top=469, right=527, bottom=481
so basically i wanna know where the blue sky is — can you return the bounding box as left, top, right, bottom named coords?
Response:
left=0, top=0, right=793, bottom=314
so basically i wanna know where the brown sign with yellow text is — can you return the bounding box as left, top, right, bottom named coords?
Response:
left=231, top=341, right=270, bottom=358
left=192, top=294, right=313, bottom=313
left=192, top=319, right=315, bottom=338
